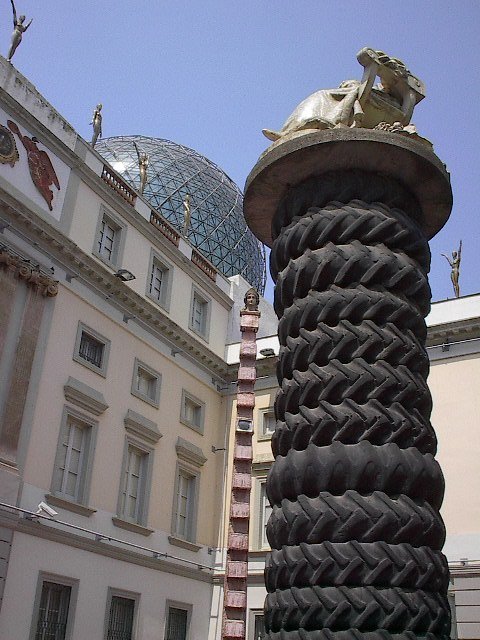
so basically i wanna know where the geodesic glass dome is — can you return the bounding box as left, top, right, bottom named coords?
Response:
left=96, top=136, right=266, bottom=293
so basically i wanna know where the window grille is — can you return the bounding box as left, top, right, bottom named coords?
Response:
left=136, top=367, right=156, bottom=400
left=35, top=581, right=71, bottom=640
left=78, top=332, right=104, bottom=368
left=106, top=596, right=135, bottom=640
left=165, top=607, right=188, bottom=640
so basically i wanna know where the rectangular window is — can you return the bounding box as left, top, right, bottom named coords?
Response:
left=79, top=331, right=104, bottom=368
left=259, top=482, right=272, bottom=549
left=165, top=606, right=189, bottom=640
left=98, top=218, right=117, bottom=261
left=174, top=469, right=196, bottom=541
left=58, top=416, right=86, bottom=500
left=131, top=359, right=161, bottom=407
left=73, top=323, right=110, bottom=377
left=119, top=445, right=148, bottom=523
left=106, top=596, right=135, bottom=640
left=189, top=287, right=210, bottom=339
left=253, top=613, right=265, bottom=640
left=34, top=581, right=71, bottom=640
left=180, top=390, right=204, bottom=433
left=261, top=410, right=276, bottom=438
left=51, top=409, right=96, bottom=507
left=93, top=209, right=125, bottom=267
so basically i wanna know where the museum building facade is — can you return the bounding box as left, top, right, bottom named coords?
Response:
left=0, top=57, right=478, bottom=640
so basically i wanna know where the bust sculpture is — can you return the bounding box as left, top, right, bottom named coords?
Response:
left=263, top=48, right=426, bottom=141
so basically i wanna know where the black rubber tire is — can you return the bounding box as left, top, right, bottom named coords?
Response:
left=275, top=360, right=432, bottom=417
left=271, top=400, right=436, bottom=457
left=274, top=244, right=430, bottom=318
left=267, top=443, right=444, bottom=509
left=270, top=202, right=430, bottom=278
left=264, top=628, right=449, bottom=640
left=278, top=287, right=427, bottom=344
left=265, top=542, right=449, bottom=591
left=278, top=320, right=428, bottom=378
left=264, top=586, right=450, bottom=635
left=266, top=491, right=446, bottom=550
left=271, top=170, right=421, bottom=239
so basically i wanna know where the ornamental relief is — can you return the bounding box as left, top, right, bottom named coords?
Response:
left=0, top=246, right=58, bottom=296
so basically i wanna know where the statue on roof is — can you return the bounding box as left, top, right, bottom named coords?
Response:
left=263, top=48, right=426, bottom=142
left=7, top=0, right=32, bottom=61
left=90, top=104, right=103, bottom=146
left=442, top=240, right=462, bottom=298
left=134, top=142, right=149, bottom=195
left=183, top=194, right=191, bottom=234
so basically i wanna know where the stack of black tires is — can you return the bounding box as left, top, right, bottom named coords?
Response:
left=264, top=172, right=451, bottom=640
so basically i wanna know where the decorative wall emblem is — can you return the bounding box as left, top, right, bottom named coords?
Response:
left=7, top=120, right=60, bottom=210
left=0, top=123, right=19, bottom=166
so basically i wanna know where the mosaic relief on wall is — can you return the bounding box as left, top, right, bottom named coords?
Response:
left=7, top=120, right=60, bottom=211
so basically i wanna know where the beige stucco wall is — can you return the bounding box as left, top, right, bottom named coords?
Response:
left=0, top=533, right=213, bottom=640
left=22, top=283, right=225, bottom=546
left=430, top=354, right=480, bottom=547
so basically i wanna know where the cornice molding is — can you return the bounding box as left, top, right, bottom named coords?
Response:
left=8, top=515, right=213, bottom=583
left=124, top=409, right=162, bottom=445
left=175, top=437, right=207, bottom=467
left=64, top=376, right=109, bottom=416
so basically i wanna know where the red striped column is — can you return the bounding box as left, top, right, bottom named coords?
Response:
left=222, top=288, right=260, bottom=640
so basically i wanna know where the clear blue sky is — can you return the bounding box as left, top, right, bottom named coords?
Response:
left=4, top=1, right=479, bottom=303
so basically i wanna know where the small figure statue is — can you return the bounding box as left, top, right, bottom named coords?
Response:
left=243, top=288, right=259, bottom=312
left=183, top=194, right=191, bottom=234
left=442, top=241, right=462, bottom=298
left=7, top=0, right=32, bottom=61
left=90, top=104, right=103, bottom=146
left=263, top=47, right=425, bottom=141
left=133, top=142, right=149, bottom=195
left=7, top=120, right=60, bottom=210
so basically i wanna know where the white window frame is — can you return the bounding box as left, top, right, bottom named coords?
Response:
left=180, top=390, right=205, bottom=434
left=146, top=251, right=172, bottom=311
left=51, top=407, right=97, bottom=507
left=73, top=322, right=111, bottom=377
left=164, top=601, right=192, bottom=640
left=258, top=407, right=276, bottom=440
left=116, top=437, right=153, bottom=527
left=104, top=588, right=139, bottom=640
left=171, top=464, right=199, bottom=543
left=258, top=480, right=272, bottom=550
left=131, top=359, right=161, bottom=408
left=249, top=609, right=266, bottom=640
left=188, top=286, right=211, bottom=341
left=29, top=572, right=79, bottom=640
left=93, top=207, right=126, bottom=268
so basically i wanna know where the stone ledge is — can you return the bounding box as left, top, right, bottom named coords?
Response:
left=46, top=494, right=96, bottom=517
left=168, top=535, right=201, bottom=553
left=112, top=516, right=154, bottom=537
left=175, top=437, right=207, bottom=467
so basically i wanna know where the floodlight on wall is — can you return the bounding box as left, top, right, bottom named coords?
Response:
left=260, top=348, right=275, bottom=357
left=114, top=268, right=136, bottom=282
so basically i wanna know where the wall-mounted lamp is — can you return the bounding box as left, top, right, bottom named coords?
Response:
left=65, top=273, right=78, bottom=283
left=122, top=313, right=136, bottom=324
left=211, top=445, right=226, bottom=453
left=114, top=268, right=136, bottom=282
